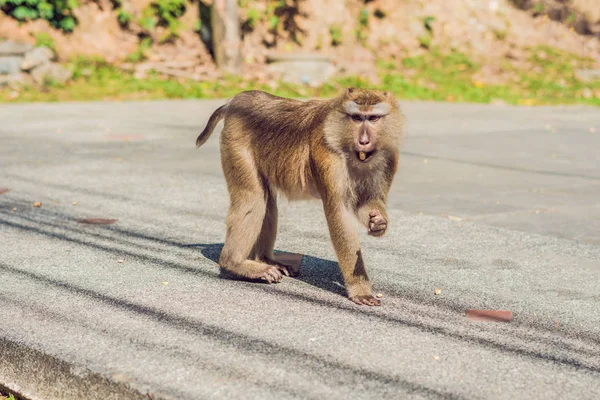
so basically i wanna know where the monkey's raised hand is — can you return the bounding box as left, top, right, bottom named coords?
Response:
left=368, top=210, right=387, bottom=237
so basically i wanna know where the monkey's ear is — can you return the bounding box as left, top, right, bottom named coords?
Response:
left=383, top=91, right=395, bottom=101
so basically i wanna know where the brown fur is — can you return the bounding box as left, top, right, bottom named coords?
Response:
left=196, top=88, right=404, bottom=306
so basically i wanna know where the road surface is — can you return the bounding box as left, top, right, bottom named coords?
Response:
left=0, top=99, right=599, bottom=399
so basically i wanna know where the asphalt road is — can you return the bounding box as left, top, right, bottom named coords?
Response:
left=0, top=99, right=599, bottom=400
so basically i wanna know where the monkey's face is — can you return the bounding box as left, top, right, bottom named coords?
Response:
left=342, top=94, right=391, bottom=163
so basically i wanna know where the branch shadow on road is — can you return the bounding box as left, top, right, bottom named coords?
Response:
left=190, top=242, right=347, bottom=297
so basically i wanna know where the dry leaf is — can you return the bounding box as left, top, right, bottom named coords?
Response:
left=33, top=201, right=42, bottom=207
left=375, top=293, right=383, bottom=298
left=72, top=201, right=78, bottom=206
left=448, top=215, right=462, bottom=222
left=162, top=281, right=169, bottom=285
left=117, top=259, right=124, bottom=263
left=434, top=288, right=442, bottom=295
left=466, top=309, right=512, bottom=322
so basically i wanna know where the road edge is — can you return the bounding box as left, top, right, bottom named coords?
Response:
left=0, top=337, right=147, bottom=400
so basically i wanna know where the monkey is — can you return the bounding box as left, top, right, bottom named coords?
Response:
left=196, top=88, right=404, bottom=306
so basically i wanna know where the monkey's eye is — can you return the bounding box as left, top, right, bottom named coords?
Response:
left=351, top=114, right=363, bottom=122
left=368, top=115, right=381, bottom=122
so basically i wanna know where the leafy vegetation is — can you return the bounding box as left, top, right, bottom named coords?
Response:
left=329, top=25, right=343, bottom=46
left=0, top=390, right=18, bottom=400
left=2, top=47, right=598, bottom=107
left=418, top=16, right=435, bottom=49
left=126, top=37, right=153, bottom=63
left=152, top=0, right=187, bottom=41
left=0, top=0, right=78, bottom=31
left=34, top=32, right=56, bottom=53
left=356, top=7, right=369, bottom=44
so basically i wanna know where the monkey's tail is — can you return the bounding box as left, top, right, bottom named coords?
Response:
left=196, top=102, right=229, bottom=148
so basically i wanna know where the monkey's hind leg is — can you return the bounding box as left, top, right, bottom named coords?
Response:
left=250, top=189, right=299, bottom=277
left=218, top=148, right=290, bottom=284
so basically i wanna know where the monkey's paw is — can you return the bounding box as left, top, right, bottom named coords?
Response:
left=350, top=295, right=381, bottom=306
left=265, top=259, right=300, bottom=278
left=253, top=265, right=286, bottom=284
left=368, top=210, right=387, bottom=237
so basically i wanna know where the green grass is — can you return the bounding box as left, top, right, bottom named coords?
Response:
left=0, top=391, right=17, bottom=400
left=1, top=46, right=599, bottom=106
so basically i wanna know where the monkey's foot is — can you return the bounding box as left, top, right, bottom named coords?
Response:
left=220, top=261, right=287, bottom=284
left=265, top=258, right=300, bottom=278
left=350, top=295, right=381, bottom=306
left=250, top=265, right=287, bottom=284
left=368, top=210, right=387, bottom=237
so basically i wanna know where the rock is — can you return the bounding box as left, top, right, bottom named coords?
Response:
left=265, top=52, right=336, bottom=87
left=0, top=56, right=23, bottom=75
left=581, top=87, right=593, bottom=99
left=0, top=72, right=29, bottom=87
left=575, top=69, right=600, bottom=83
left=21, top=46, right=54, bottom=71
left=30, top=62, right=73, bottom=84
left=0, top=40, right=33, bottom=56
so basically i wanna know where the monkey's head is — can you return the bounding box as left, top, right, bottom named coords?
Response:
left=328, top=88, right=402, bottom=164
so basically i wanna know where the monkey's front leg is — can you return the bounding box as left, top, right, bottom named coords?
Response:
left=323, top=198, right=381, bottom=306
left=357, top=200, right=388, bottom=237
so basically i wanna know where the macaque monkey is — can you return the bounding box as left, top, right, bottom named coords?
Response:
left=196, top=88, right=404, bottom=306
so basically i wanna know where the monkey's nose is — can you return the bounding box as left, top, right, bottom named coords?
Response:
left=357, top=141, right=374, bottom=152
left=359, top=137, right=370, bottom=145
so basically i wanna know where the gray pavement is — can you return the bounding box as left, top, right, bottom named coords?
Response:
left=0, top=99, right=599, bottom=400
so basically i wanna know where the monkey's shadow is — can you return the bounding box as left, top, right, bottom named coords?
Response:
left=189, top=243, right=346, bottom=297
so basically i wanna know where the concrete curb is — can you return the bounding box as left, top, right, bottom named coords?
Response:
left=0, top=338, right=146, bottom=400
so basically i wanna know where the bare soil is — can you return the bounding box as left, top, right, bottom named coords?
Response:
left=0, top=0, right=598, bottom=83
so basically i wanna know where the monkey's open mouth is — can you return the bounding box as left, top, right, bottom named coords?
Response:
left=357, top=150, right=375, bottom=162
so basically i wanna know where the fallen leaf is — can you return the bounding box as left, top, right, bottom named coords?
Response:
left=117, top=259, right=124, bottom=263
left=72, top=201, right=78, bottom=206
left=162, top=281, right=169, bottom=285
left=78, top=218, right=117, bottom=225
left=434, top=288, right=442, bottom=295
left=375, top=293, right=383, bottom=298
left=448, top=215, right=462, bottom=222
left=433, top=355, right=440, bottom=361
left=33, top=201, right=42, bottom=207
left=466, top=309, right=512, bottom=322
